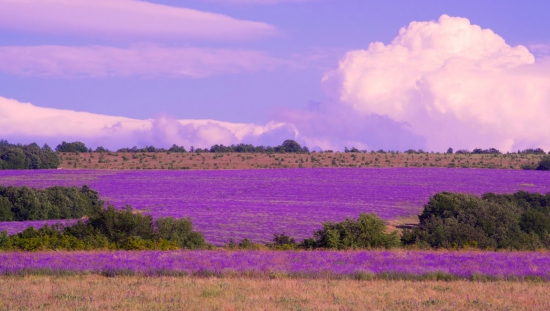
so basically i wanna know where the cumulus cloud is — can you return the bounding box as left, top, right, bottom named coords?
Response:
left=0, top=0, right=275, bottom=41
left=0, top=96, right=297, bottom=150
left=323, top=14, right=550, bottom=152
left=0, top=45, right=290, bottom=78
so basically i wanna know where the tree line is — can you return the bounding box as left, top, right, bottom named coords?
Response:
left=65, top=140, right=310, bottom=154
left=3, top=138, right=550, bottom=170
left=0, top=140, right=59, bottom=169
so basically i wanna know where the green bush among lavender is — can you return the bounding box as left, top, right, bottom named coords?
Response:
left=304, top=213, right=400, bottom=250
left=0, top=204, right=205, bottom=251
left=0, top=185, right=102, bottom=221
left=537, top=155, right=550, bottom=170
left=2, top=183, right=550, bottom=251
left=2, top=168, right=549, bottom=244
left=402, top=190, right=550, bottom=250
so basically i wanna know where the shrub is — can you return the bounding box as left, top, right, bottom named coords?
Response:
left=84, top=205, right=154, bottom=248
left=2, top=205, right=204, bottom=251
left=0, top=185, right=102, bottom=221
left=305, top=213, right=400, bottom=250
left=155, top=217, right=205, bottom=249
left=269, top=233, right=297, bottom=250
left=403, top=191, right=550, bottom=250
left=536, top=156, right=550, bottom=171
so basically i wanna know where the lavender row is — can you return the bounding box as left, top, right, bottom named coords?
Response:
left=1, top=250, right=550, bottom=279
left=1, top=168, right=549, bottom=244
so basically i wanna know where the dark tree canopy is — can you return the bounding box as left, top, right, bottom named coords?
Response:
left=0, top=185, right=102, bottom=221
left=520, top=148, right=546, bottom=154
left=537, top=156, right=550, bottom=171
left=0, top=140, right=59, bottom=169
left=472, top=148, right=501, bottom=154
left=56, top=141, right=89, bottom=153
left=209, top=140, right=309, bottom=154
left=94, top=146, right=110, bottom=153
left=402, top=191, right=550, bottom=250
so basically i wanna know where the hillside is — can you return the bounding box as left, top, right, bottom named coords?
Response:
left=58, top=151, right=545, bottom=170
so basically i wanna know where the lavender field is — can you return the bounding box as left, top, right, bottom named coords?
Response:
left=1, top=168, right=549, bottom=244
left=1, top=250, right=550, bottom=280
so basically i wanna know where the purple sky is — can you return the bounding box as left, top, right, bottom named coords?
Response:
left=1, top=0, right=549, bottom=151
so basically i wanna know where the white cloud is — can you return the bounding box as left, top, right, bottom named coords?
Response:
left=0, top=45, right=290, bottom=78
left=323, top=14, right=550, bottom=152
left=1, top=95, right=418, bottom=152
left=0, top=0, right=276, bottom=41
left=0, top=96, right=296, bottom=149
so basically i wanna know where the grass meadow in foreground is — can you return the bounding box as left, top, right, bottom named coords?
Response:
left=1, top=275, right=550, bottom=311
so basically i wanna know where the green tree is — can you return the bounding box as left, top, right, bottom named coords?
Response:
left=279, top=140, right=302, bottom=153
left=0, top=197, right=13, bottom=221
left=536, top=156, right=550, bottom=171
left=402, top=192, right=537, bottom=250
left=86, top=205, right=154, bottom=248
left=155, top=217, right=205, bottom=249
left=306, top=213, right=400, bottom=250
left=55, top=141, right=89, bottom=153
left=0, top=149, right=26, bottom=169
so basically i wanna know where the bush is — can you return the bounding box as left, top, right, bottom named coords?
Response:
left=304, top=213, right=400, bottom=250
left=83, top=205, right=154, bottom=248
left=0, top=185, right=102, bottom=221
left=536, top=156, right=550, bottom=171
left=403, top=191, right=550, bottom=250
left=2, top=204, right=205, bottom=251
left=155, top=217, right=205, bottom=249
left=269, top=233, right=297, bottom=250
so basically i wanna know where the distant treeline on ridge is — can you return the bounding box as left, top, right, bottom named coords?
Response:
left=93, top=139, right=310, bottom=154
left=55, top=140, right=550, bottom=156
left=2, top=138, right=550, bottom=170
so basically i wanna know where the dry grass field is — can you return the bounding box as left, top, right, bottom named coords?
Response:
left=59, top=151, right=545, bottom=170
left=1, top=275, right=549, bottom=311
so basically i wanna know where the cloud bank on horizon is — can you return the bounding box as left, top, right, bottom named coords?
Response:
left=1, top=14, right=550, bottom=152
left=0, top=96, right=298, bottom=149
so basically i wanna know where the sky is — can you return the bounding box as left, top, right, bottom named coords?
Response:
left=1, top=0, right=549, bottom=152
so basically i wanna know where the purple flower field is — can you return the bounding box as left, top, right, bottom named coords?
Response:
left=1, top=168, right=549, bottom=244
left=1, top=250, right=550, bottom=280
